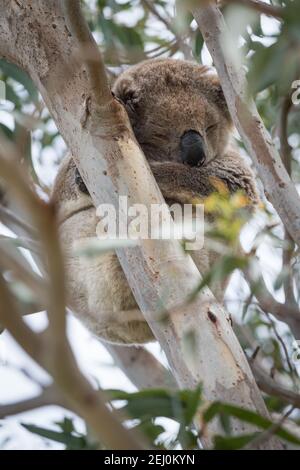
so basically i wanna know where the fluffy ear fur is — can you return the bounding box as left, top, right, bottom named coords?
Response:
left=114, top=78, right=141, bottom=125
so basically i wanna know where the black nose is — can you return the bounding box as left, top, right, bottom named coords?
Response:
left=180, top=130, right=206, bottom=167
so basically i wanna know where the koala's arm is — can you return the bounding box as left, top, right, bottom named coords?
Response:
left=150, top=150, right=259, bottom=206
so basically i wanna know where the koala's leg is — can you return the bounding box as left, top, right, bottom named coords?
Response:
left=53, top=156, right=155, bottom=345
left=66, top=249, right=154, bottom=345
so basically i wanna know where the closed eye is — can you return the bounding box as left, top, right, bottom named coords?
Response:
left=206, top=123, right=218, bottom=133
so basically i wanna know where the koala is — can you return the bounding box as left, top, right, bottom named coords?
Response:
left=52, top=58, right=258, bottom=345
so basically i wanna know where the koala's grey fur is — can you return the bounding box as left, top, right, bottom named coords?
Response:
left=52, top=59, right=258, bottom=345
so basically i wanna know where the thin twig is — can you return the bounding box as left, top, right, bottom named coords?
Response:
left=221, top=0, right=284, bottom=19
left=0, top=234, right=41, bottom=256
left=245, top=406, right=294, bottom=449
left=244, top=258, right=300, bottom=338
left=264, top=312, right=297, bottom=381
left=0, top=135, right=66, bottom=333
left=0, top=245, right=47, bottom=302
left=0, top=136, right=145, bottom=450
left=251, top=360, right=300, bottom=409
left=0, top=204, right=37, bottom=238
left=278, top=95, right=298, bottom=311
left=0, top=251, right=144, bottom=450
left=0, top=272, right=44, bottom=359
left=0, top=385, right=67, bottom=419
left=238, top=324, right=300, bottom=409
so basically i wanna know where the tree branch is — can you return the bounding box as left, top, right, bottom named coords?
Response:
left=192, top=4, right=300, bottom=248
left=0, top=135, right=66, bottom=333
left=1, top=185, right=176, bottom=397
left=63, top=0, right=111, bottom=105
left=245, top=406, right=294, bottom=450
left=243, top=258, right=300, bottom=339
left=0, top=385, right=67, bottom=419
left=0, top=240, right=46, bottom=304
left=0, top=204, right=37, bottom=238
left=141, top=0, right=193, bottom=60
left=237, top=324, right=300, bottom=408
left=278, top=95, right=298, bottom=312
left=251, top=360, right=300, bottom=410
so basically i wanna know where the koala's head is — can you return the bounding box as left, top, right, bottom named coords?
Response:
left=113, top=58, right=232, bottom=167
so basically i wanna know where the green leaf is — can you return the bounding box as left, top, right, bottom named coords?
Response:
left=190, top=254, right=248, bottom=300
left=179, top=386, right=202, bottom=426
left=219, top=412, right=232, bottom=436
left=178, top=427, right=198, bottom=450
left=175, top=0, right=194, bottom=34
left=98, top=16, right=145, bottom=63
left=108, top=387, right=201, bottom=450
left=108, top=388, right=178, bottom=420
left=55, top=417, right=75, bottom=434
left=21, top=423, right=89, bottom=450
left=107, top=387, right=202, bottom=426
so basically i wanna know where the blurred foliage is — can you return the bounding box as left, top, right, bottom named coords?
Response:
left=1, top=0, right=300, bottom=451
left=21, top=418, right=94, bottom=450
left=21, top=387, right=300, bottom=449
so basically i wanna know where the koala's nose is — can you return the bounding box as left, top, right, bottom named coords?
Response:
left=180, top=130, right=206, bottom=167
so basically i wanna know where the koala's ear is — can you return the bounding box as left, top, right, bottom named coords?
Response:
left=112, top=76, right=140, bottom=112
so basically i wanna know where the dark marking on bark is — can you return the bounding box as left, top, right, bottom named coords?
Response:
left=208, top=310, right=217, bottom=324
